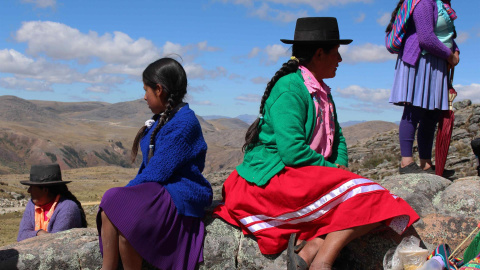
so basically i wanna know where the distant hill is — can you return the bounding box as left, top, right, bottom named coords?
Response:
left=0, top=95, right=402, bottom=176
left=342, top=121, right=398, bottom=146
left=340, top=120, right=366, bottom=128
left=0, top=96, right=244, bottom=175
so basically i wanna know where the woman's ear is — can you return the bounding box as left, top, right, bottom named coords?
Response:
left=155, top=84, right=163, bottom=97
left=315, top=48, right=324, bottom=59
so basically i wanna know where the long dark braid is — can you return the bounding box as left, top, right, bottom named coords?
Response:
left=131, top=58, right=187, bottom=162
left=47, top=184, right=87, bottom=227
left=386, top=0, right=405, bottom=33
left=131, top=114, right=160, bottom=163
left=147, top=95, right=175, bottom=161
left=242, top=43, right=336, bottom=151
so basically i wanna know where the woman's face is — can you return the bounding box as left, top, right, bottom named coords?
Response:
left=317, top=45, right=342, bottom=79
left=28, top=185, right=51, bottom=206
left=144, top=83, right=166, bottom=114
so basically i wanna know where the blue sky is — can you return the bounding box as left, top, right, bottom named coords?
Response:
left=0, top=0, right=478, bottom=123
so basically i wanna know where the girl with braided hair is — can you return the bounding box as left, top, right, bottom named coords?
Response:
left=214, top=17, right=419, bottom=270
left=97, top=58, right=212, bottom=270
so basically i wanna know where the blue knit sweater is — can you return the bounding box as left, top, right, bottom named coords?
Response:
left=126, top=104, right=212, bottom=218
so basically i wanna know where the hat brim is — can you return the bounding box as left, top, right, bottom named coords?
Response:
left=280, top=39, right=353, bottom=45
left=20, top=181, right=71, bottom=186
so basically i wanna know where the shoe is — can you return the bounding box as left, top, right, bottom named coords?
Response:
left=287, top=233, right=308, bottom=270
left=424, top=165, right=455, bottom=178
left=399, top=162, right=426, bottom=174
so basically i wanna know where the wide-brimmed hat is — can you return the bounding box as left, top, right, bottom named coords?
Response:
left=280, top=17, right=352, bottom=45
left=20, top=164, right=71, bottom=186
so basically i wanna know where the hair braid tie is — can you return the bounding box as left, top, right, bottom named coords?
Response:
left=290, top=56, right=300, bottom=63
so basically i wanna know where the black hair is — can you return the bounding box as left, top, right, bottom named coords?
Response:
left=131, top=58, right=188, bottom=162
left=385, top=0, right=405, bottom=33
left=46, top=184, right=87, bottom=227
left=242, top=43, right=336, bottom=151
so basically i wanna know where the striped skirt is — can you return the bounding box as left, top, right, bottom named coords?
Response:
left=389, top=53, right=449, bottom=110
left=214, top=166, right=419, bottom=255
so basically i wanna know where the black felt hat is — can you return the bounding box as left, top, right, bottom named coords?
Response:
left=20, top=164, right=71, bottom=186
left=280, top=17, right=352, bottom=45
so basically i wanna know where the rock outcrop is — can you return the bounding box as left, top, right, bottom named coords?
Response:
left=1, top=173, right=479, bottom=270
left=349, top=100, right=480, bottom=180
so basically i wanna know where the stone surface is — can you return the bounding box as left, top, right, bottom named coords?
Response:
left=2, top=173, right=480, bottom=270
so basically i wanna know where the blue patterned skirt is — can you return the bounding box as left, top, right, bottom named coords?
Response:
left=389, top=53, right=449, bottom=110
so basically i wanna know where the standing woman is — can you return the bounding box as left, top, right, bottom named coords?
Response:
left=214, top=17, right=419, bottom=270
left=387, top=0, right=460, bottom=175
left=97, top=58, right=213, bottom=270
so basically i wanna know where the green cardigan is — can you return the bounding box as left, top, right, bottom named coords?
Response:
left=236, top=70, right=348, bottom=186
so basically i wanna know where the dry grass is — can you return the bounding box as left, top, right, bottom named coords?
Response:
left=0, top=166, right=137, bottom=246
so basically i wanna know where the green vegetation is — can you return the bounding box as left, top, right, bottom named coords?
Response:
left=115, top=141, right=124, bottom=149
left=362, top=152, right=399, bottom=169
left=94, top=148, right=131, bottom=168
left=60, top=146, right=87, bottom=168
left=45, top=152, right=57, bottom=162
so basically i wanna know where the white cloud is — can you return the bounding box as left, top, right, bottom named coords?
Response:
left=455, top=83, right=480, bottom=104
left=250, top=3, right=307, bottom=22
left=0, top=49, right=126, bottom=85
left=355, top=13, right=366, bottom=23
left=21, top=0, right=56, bottom=8
left=15, top=21, right=160, bottom=66
left=251, top=76, right=270, bottom=84
left=0, top=77, right=53, bottom=92
left=184, top=64, right=227, bottom=79
left=235, top=94, right=262, bottom=103
left=222, top=0, right=372, bottom=12
left=377, top=12, right=391, bottom=27
left=0, top=49, right=84, bottom=83
left=265, top=44, right=290, bottom=64
left=336, top=85, right=391, bottom=104
left=188, top=85, right=209, bottom=92
left=85, top=85, right=113, bottom=93
left=455, top=32, right=469, bottom=44
left=340, top=43, right=396, bottom=63
left=248, top=47, right=261, bottom=58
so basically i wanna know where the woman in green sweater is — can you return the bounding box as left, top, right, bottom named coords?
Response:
left=214, top=17, right=419, bottom=270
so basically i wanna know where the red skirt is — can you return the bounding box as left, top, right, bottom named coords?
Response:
left=213, top=166, right=419, bottom=255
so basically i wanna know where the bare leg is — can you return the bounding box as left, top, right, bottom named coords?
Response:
left=309, top=223, right=381, bottom=270
left=420, top=159, right=433, bottom=170
left=119, top=232, right=143, bottom=270
left=101, top=211, right=119, bottom=270
left=401, top=157, right=415, bottom=168
left=297, top=237, right=325, bottom=266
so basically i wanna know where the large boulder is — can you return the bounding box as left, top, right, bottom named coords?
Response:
left=1, top=174, right=479, bottom=269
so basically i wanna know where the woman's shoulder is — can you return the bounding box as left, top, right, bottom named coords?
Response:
left=57, top=197, right=80, bottom=210
left=270, top=71, right=309, bottom=100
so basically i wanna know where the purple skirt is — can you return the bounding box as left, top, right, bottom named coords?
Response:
left=96, top=182, right=205, bottom=270
left=389, top=53, right=449, bottom=110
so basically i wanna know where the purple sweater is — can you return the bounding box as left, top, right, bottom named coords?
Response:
left=17, top=196, right=83, bottom=241
left=401, top=0, right=458, bottom=65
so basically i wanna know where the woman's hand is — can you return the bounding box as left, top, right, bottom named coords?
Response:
left=447, top=51, right=460, bottom=68
left=36, top=229, right=48, bottom=236
left=336, top=164, right=351, bottom=172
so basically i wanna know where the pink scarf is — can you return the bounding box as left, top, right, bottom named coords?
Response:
left=299, top=66, right=335, bottom=158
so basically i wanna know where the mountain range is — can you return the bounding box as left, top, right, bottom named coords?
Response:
left=0, top=95, right=398, bottom=175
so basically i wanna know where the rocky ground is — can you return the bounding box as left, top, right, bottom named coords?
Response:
left=349, top=100, right=480, bottom=180
left=1, top=173, right=479, bottom=270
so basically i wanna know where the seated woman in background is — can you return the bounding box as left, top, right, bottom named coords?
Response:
left=214, top=17, right=420, bottom=270
left=97, top=58, right=213, bottom=270
left=17, top=164, right=87, bottom=241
